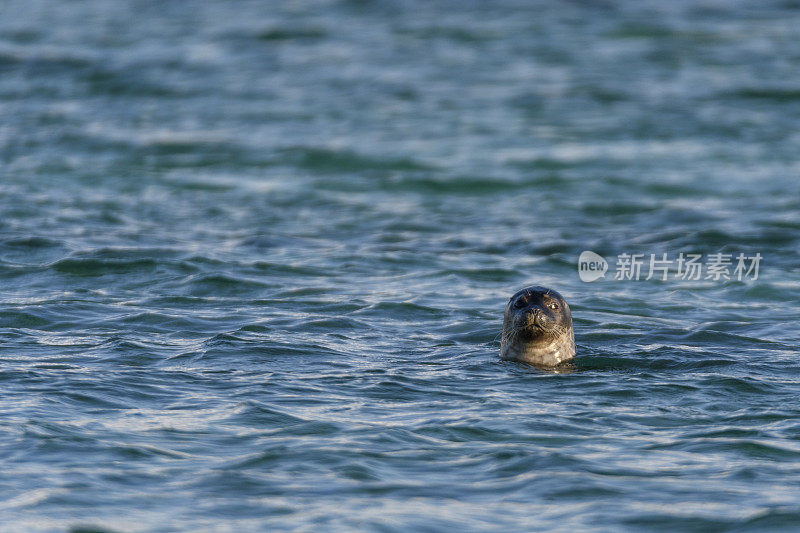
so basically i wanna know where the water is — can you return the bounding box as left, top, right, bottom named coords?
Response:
left=2, top=0, right=800, bottom=531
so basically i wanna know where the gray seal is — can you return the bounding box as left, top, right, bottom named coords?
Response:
left=500, top=286, right=576, bottom=366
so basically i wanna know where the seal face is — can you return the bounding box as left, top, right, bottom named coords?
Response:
left=500, top=286, right=576, bottom=366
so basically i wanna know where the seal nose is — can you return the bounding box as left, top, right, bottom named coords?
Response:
left=524, top=306, right=542, bottom=325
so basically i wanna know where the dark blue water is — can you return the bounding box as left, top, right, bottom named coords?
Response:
left=2, top=1, right=800, bottom=531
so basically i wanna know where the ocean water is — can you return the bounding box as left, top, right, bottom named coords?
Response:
left=2, top=0, right=800, bottom=531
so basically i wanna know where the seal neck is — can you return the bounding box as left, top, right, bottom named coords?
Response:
left=501, top=329, right=576, bottom=366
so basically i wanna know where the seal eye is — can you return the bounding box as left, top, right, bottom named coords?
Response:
left=548, top=302, right=559, bottom=310
left=514, top=299, right=526, bottom=309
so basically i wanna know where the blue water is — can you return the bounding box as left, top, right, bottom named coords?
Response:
left=2, top=1, right=800, bottom=531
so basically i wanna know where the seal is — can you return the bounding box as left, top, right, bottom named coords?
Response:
left=500, top=286, right=575, bottom=366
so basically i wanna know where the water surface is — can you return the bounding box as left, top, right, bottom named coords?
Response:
left=2, top=0, right=800, bottom=531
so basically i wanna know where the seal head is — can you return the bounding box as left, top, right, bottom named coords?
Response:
left=500, top=286, right=575, bottom=366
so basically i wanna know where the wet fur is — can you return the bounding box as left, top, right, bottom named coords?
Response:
left=500, top=286, right=576, bottom=366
